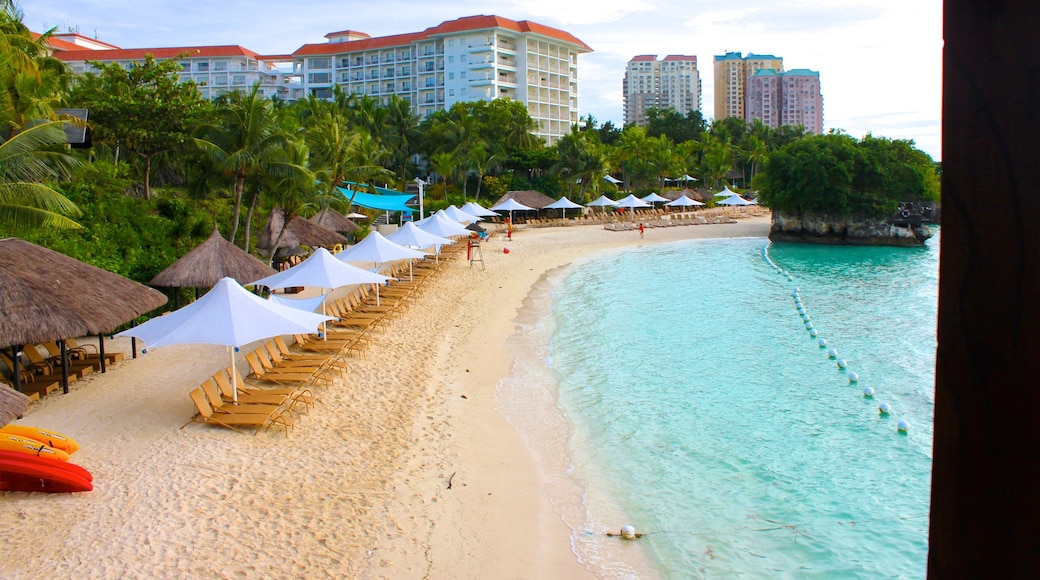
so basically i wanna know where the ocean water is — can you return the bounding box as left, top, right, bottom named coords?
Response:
left=498, top=233, right=938, bottom=578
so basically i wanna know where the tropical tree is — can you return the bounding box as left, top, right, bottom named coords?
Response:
left=260, top=138, right=317, bottom=263
left=194, top=84, right=293, bottom=246
left=553, top=126, right=608, bottom=201
left=0, top=3, right=70, bottom=136
left=428, top=151, right=456, bottom=200
left=700, top=134, right=733, bottom=190
left=70, top=54, right=210, bottom=199
left=0, top=120, right=82, bottom=232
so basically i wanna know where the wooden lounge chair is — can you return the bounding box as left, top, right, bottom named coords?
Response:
left=244, top=351, right=331, bottom=388
left=212, top=369, right=315, bottom=412
left=0, top=352, right=62, bottom=397
left=42, top=340, right=123, bottom=368
left=199, top=379, right=287, bottom=417
left=262, top=341, right=347, bottom=377
left=24, top=344, right=96, bottom=378
left=187, top=387, right=292, bottom=437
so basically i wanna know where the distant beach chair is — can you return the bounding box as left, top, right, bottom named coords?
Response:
left=217, top=367, right=315, bottom=411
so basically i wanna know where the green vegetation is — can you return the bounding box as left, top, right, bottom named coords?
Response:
left=0, top=5, right=940, bottom=287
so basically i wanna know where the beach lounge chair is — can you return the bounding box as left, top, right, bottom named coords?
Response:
left=199, top=379, right=287, bottom=417
left=244, top=351, right=331, bottom=388
left=262, top=341, right=347, bottom=377
left=24, top=344, right=96, bottom=378
left=187, top=387, right=292, bottom=437
left=213, top=369, right=315, bottom=412
left=0, top=352, right=62, bottom=397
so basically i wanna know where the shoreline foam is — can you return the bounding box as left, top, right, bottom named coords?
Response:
left=0, top=214, right=770, bottom=578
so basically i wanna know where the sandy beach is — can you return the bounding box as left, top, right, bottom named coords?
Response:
left=1, top=211, right=770, bottom=579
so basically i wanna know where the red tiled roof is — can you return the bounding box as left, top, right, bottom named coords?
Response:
left=293, top=14, right=591, bottom=56
left=33, top=31, right=121, bottom=51
left=325, top=30, right=371, bottom=39
left=52, top=45, right=264, bottom=62
left=630, top=55, right=658, bottom=62
left=662, top=55, right=697, bottom=61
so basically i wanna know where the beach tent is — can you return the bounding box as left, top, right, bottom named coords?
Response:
left=335, top=231, right=427, bottom=292
left=616, top=194, right=652, bottom=211
left=543, top=196, right=585, bottom=218
left=665, top=195, right=705, bottom=208
left=267, top=293, right=327, bottom=313
left=586, top=195, right=619, bottom=207
left=717, top=195, right=753, bottom=206
left=116, top=277, right=332, bottom=403
left=442, top=205, right=481, bottom=223
left=461, top=202, right=498, bottom=218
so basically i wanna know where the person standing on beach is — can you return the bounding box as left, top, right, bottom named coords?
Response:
left=639, top=222, right=645, bottom=239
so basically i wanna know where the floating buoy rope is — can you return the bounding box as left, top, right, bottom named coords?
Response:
left=763, top=243, right=911, bottom=434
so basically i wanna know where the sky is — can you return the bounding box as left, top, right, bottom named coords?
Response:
left=25, top=0, right=943, bottom=160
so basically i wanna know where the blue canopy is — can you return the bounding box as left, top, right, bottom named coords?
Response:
left=337, top=187, right=415, bottom=213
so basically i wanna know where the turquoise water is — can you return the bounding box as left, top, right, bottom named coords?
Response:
left=500, top=234, right=938, bottom=578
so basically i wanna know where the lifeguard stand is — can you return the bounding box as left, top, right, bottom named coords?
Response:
left=468, top=238, right=485, bottom=270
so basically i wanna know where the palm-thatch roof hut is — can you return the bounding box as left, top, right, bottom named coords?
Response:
left=0, top=238, right=168, bottom=394
left=308, top=207, right=361, bottom=234
left=150, top=227, right=276, bottom=288
left=662, top=188, right=706, bottom=202
left=0, top=386, right=30, bottom=426
left=492, top=190, right=556, bottom=210
left=257, top=207, right=347, bottom=253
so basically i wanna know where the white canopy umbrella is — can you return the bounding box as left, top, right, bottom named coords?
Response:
left=489, top=198, right=535, bottom=223
left=443, top=205, right=482, bottom=223
left=603, top=174, right=622, bottom=185
left=461, top=202, right=498, bottom=217
left=386, top=221, right=454, bottom=251
left=718, top=195, right=753, bottom=206
left=586, top=195, right=619, bottom=207
left=543, top=196, right=584, bottom=219
left=116, top=277, right=332, bottom=402
left=335, top=231, right=427, bottom=296
left=252, top=247, right=389, bottom=339
left=268, top=294, right=327, bottom=313
left=665, top=195, right=705, bottom=208
left=415, top=212, right=473, bottom=238
left=714, top=186, right=742, bottom=198
left=640, top=192, right=669, bottom=204
left=616, top=194, right=652, bottom=209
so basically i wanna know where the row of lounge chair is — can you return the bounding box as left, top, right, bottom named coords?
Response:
left=0, top=340, right=123, bottom=400
left=603, top=215, right=737, bottom=231
left=187, top=248, right=465, bottom=437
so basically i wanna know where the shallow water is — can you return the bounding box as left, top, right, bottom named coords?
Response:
left=499, top=234, right=938, bottom=578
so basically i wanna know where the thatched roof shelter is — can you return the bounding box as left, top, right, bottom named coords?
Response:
left=662, top=188, right=705, bottom=202
left=308, top=207, right=360, bottom=234
left=0, top=238, right=168, bottom=349
left=0, top=386, right=30, bottom=426
left=150, top=227, right=277, bottom=288
left=492, top=190, right=556, bottom=210
left=257, top=207, right=347, bottom=252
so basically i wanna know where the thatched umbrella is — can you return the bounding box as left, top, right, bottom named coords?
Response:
left=308, top=207, right=360, bottom=235
left=257, top=207, right=347, bottom=254
left=0, top=238, right=168, bottom=394
left=0, top=386, right=30, bottom=426
left=150, top=227, right=276, bottom=288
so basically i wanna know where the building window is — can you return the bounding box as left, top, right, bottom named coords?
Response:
left=308, top=72, right=332, bottom=84
left=232, top=74, right=246, bottom=85
left=213, top=74, right=228, bottom=86
left=460, top=71, right=466, bottom=79
left=449, top=72, right=454, bottom=80
left=213, top=61, right=228, bottom=72
left=386, top=82, right=395, bottom=92
left=309, top=57, right=331, bottom=69
left=179, top=61, right=192, bottom=72
left=449, top=89, right=455, bottom=96
left=197, top=62, right=210, bottom=72
left=448, top=56, right=454, bottom=64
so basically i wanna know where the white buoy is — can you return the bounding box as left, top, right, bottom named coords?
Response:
left=827, top=348, right=838, bottom=359
left=809, top=329, right=818, bottom=337
left=848, top=372, right=859, bottom=383
left=879, top=402, right=891, bottom=415
left=817, top=338, right=827, bottom=348
left=620, top=525, right=637, bottom=540
left=836, top=359, right=847, bottom=369
left=897, top=419, right=910, bottom=433
left=863, top=386, right=875, bottom=397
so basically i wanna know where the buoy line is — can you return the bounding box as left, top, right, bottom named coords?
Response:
left=763, top=243, right=910, bottom=435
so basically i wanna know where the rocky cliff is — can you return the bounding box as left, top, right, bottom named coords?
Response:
left=769, top=210, right=934, bottom=246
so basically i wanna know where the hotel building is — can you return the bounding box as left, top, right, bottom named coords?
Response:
left=745, top=68, right=824, bottom=134
left=622, top=54, right=701, bottom=126
left=713, top=51, right=783, bottom=121
left=291, top=15, right=591, bottom=143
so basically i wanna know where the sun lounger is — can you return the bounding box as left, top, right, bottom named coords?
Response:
left=187, top=387, right=292, bottom=437
left=24, top=344, right=96, bottom=378
left=244, top=351, right=331, bottom=388
left=213, top=369, right=315, bottom=412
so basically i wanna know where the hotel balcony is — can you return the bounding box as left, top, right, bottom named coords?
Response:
left=469, top=75, right=493, bottom=86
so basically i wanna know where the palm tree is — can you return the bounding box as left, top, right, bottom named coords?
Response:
left=262, top=139, right=317, bottom=263
left=0, top=120, right=82, bottom=232
left=428, top=151, right=456, bottom=200
left=0, top=5, right=69, bottom=136
left=194, top=84, right=293, bottom=247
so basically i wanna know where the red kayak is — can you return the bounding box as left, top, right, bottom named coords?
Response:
left=0, top=450, right=93, bottom=493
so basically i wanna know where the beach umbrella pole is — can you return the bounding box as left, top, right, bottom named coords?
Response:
left=59, top=340, right=70, bottom=394
left=228, top=346, right=239, bottom=404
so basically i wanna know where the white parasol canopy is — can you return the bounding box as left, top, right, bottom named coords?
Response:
left=386, top=221, right=455, bottom=251
left=442, top=205, right=482, bottom=223
left=640, top=192, right=669, bottom=204
left=415, top=212, right=473, bottom=237
left=489, top=198, right=535, bottom=213
left=714, top=186, right=742, bottom=198
left=544, top=196, right=585, bottom=210
left=616, top=194, right=652, bottom=210
left=586, top=195, right=619, bottom=207
left=116, top=277, right=332, bottom=402
left=268, top=293, right=327, bottom=313
left=461, top=202, right=498, bottom=217
left=665, top=195, right=705, bottom=208
left=718, top=195, right=753, bottom=206
left=334, top=231, right=428, bottom=266
left=251, top=247, right=389, bottom=291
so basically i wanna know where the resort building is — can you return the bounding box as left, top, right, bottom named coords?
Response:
left=745, top=68, right=824, bottom=134
left=51, top=42, right=300, bottom=101
left=713, top=51, right=783, bottom=121
left=622, top=54, right=701, bottom=126
left=291, top=15, right=592, bottom=144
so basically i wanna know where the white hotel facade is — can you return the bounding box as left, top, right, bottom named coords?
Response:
left=293, top=15, right=591, bottom=143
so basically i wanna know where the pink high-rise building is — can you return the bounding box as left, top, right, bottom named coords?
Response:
left=746, top=68, right=823, bottom=134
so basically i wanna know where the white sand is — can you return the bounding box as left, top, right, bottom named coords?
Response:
left=0, top=210, right=770, bottom=578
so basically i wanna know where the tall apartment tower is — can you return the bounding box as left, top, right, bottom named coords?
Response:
left=713, top=52, right=783, bottom=121
left=746, top=68, right=823, bottom=134
left=622, top=54, right=701, bottom=126
left=293, top=15, right=592, bottom=144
